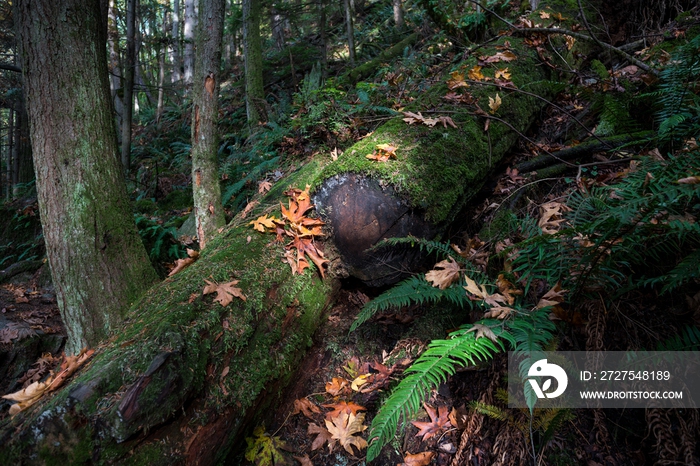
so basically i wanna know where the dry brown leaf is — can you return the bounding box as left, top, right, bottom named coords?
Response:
left=168, top=248, right=200, bottom=277
left=325, top=411, right=368, bottom=455
left=448, top=405, right=469, bottom=429
left=411, top=404, right=452, bottom=440
left=536, top=282, right=567, bottom=309
left=481, top=51, right=517, bottom=63
left=400, top=451, right=436, bottom=466
left=483, top=305, right=515, bottom=319
left=538, top=201, right=569, bottom=234
left=47, top=348, right=95, bottom=392
left=2, top=379, right=50, bottom=416
left=293, top=398, right=322, bottom=419
left=496, top=274, right=522, bottom=305
left=203, top=279, right=246, bottom=306
left=425, top=257, right=462, bottom=290
left=678, top=176, right=700, bottom=184
left=258, top=180, right=272, bottom=194
left=308, top=422, right=335, bottom=452
left=294, top=455, right=314, bottom=466
left=465, top=323, right=498, bottom=342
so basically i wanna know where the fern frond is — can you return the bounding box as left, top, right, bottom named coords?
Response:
left=656, top=326, right=700, bottom=351
left=365, top=322, right=507, bottom=461
left=470, top=400, right=509, bottom=421
left=350, top=275, right=472, bottom=332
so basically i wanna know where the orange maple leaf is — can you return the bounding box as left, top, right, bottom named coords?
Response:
left=322, top=401, right=367, bottom=420
left=325, top=377, right=350, bottom=396
left=293, top=398, right=322, bottom=419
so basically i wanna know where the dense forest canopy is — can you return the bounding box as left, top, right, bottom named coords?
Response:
left=1, top=0, right=699, bottom=464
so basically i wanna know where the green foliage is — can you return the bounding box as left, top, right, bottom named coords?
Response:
left=134, top=214, right=187, bottom=277
left=651, top=33, right=700, bottom=144
left=655, top=325, right=700, bottom=351
left=245, top=426, right=290, bottom=466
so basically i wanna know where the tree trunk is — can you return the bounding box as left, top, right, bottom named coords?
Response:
left=15, top=0, right=158, bottom=354
left=242, top=0, right=266, bottom=126
left=393, top=0, right=404, bottom=29
left=0, top=27, right=554, bottom=461
left=121, top=0, right=137, bottom=174
left=318, top=0, right=327, bottom=77
left=191, top=0, right=226, bottom=249
left=5, top=108, right=14, bottom=199
left=107, top=0, right=124, bottom=133
left=156, top=14, right=167, bottom=123
left=171, top=0, right=182, bottom=83
left=184, top=0, right=196, bottom=86
left=343, top=0, right=356, bottom=65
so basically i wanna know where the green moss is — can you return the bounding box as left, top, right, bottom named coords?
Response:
left=157, top=188, right=193, bottom=211
left=320, top=35, right=552, bottom=224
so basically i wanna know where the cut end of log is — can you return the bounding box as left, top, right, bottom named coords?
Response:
left=314, top=173, right=436, bottom=286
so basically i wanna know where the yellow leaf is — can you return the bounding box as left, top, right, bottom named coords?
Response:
left=488, top=93, right=502, bottom=113
left=468, top=65, right=485, bottom=81
left=447, top=71, right=469, bottom=89
left=495, top=67, right=511, bottom=80
left=249, top=214, right=279, bottom=232
left=351, top=374, right=370, bottom=391
left=539, top=11, right=550, bottom=19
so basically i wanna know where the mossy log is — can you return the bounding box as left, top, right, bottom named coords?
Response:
left=0, top=33, right=557, bottom=465
left=342, top=33, right=418, bottom=84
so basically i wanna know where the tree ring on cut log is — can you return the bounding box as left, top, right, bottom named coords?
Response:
left=313, top=173, right=436, bottom=286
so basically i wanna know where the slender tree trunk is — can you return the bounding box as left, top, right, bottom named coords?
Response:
left=318, top=0, right=327, bottom=77
left=191, top=0, right=226, bottom=249
left=171, top=0, right=182, bottom=83
left=6, top=108, right=14, bottom=199
left=242, top=0, right=266, bottom=126
left=393, top=0, right=404, bottom=29
left=269, top=5, right=285, bottom=51
left=156, top=15, right=167, bottom=123
left=121, top=0, right=137, bottom=174
left=107, top=0, right=124, bottom=138
left=184, top=0, right=196, bottom=86
left=343, top=0, right=356, bottom=65
left=16, top=0, right=158, bottom=354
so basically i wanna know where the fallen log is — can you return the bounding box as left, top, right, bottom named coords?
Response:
left=0, top=28, right=561, bottom=464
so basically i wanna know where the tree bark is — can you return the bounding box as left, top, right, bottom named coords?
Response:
left=121, top=0, right=137, bottom=173
left=16, top=0, right=158, bottom=354
left=184, top=0, right=196, bottom=86
left=343, top=0, right=356, bottom=65
left=191, top=0, right=226, bottom=249
left=171, top=0, right=182, bottom=83
left=107, top=0, right=124, bottom=133
left=0, top=27, right=555, bottom=461
left=242, top=0, right=266, bottom=126
left=393, top=0, right=404, bottom=29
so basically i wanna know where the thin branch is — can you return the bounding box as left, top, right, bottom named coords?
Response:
left=0, top=62, right=21, bottom=73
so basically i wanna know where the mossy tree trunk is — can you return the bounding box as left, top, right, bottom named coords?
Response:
left=1, top=17, right=563, bottom=462
left=191, top=0, right=226, bottom=249
left=16, top=0, right=158, bottom=355
left=120, top=0, right=137, bottom=173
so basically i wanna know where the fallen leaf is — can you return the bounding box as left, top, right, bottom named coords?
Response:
left=447, top=71, right=469, bottom=89
left=538, top=201, right=569, bottom=234
left=47, top=348, right=95, bottom=392
left=425, top=257, right=462, bottom=290
left=2, top=379, right=51, bottom=416
left=488, top=93, right=502, bottom=113
left=294, top=455, right=314, bottom=466
left=323, top=401, right=367, bottom=420
left=168, top=248, right=200, bottom=277
left=481, top=51, right=517, bottom=63
left=258, top=180, right=272, bottom=194
left=400, top=451, right=436, bottom=466
left=539, top=10, right=550, bottom=19
left=678, top=176, right=700, bottom=184
left=351, top=374, right=370, bottom=391
left=496, top=274, right=522, bottom=305
left=465, top=323, right=498, bottom=342
left=448, top=405, right=469, bottom=429
left=536, top=282, right=567, bottom=310
left=411, top=403, right=452, bottom=440
left=325, top=377, right=349, bottom=396
left=325, top=411, right=368, bottom=455
left=468, top=65, right=485, bottom=81
left=308, top=422, right=335, bottom=451
left=203, top=279, right=247, bottom=306
left=293, top=398, right=322, bottom=419
left=249, top=214, right=280, bottom=233
left=495, top=68, right=511, bottom=80
left=245, top=426, right=290, bottom=466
